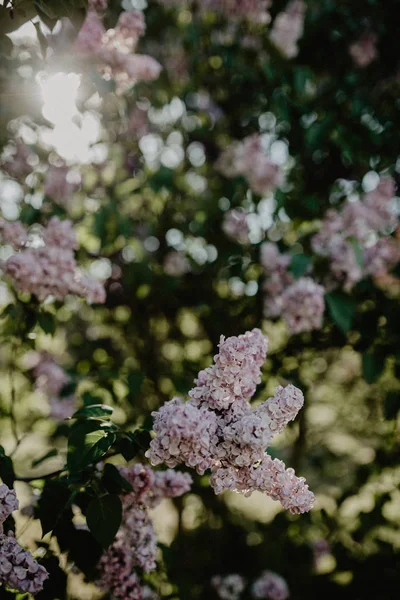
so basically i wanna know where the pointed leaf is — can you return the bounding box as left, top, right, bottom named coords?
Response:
left=86, top=495, right=122, bottom=548
left=67, top=421, right=115, bottom=471
left=325, top=293, right=356, bottom=333
left=72, top=404, right=113, bottom=420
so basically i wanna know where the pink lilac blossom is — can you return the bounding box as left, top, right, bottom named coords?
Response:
left=1, top=141, right=33, bottom=180
left=0, top=533, right=49, bottom=595
left=311, top=177, right=399, bottom=290
left=189, top=329, right=268, bottom=411
left=0, top=220, right=28, bottom=249
left=251, top=570, right=289, bottom=600
left=260, top=243, right=294, bottom=319
left=74, top=9, right=161, bottom=95
left=98, top=464, right=191, bottom=598
left=211, top=574, right=246, bottom=600
left=34, top=353, right=76, bottom=421
left=0, top=218, right=106, bottom=304
left=44, top=166, right=79, bottom=207
left=269, top=0, right=305, bottom=59
left=89, top=0, right=108, bottom=11
left=364, top=237, right=400, bottom=278
left=216, top=135, right=282, bottom=197
left=280, top=277, right=325, bottom=334
left=349, top=33, right=378, bottom=68
left=222, top=210, right=250, bottom=244
left=147, top=330, right=314, bottom=514
left=163, top=251, right=191, bottom=276
left=0, top=485, right=18, bottom=525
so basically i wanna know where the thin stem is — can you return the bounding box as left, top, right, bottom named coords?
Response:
left=17, top=468, right=66, bottom=483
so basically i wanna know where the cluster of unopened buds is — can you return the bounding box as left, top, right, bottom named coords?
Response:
left=147, top=329, right=315, bottom=515
left=74, top=1, right=161, bottom=94
left=97, top=464, right=192, bottom=599
left=0, top=217, right=106, bottom=304
left=0, top=484, right=49, bottom=594
left=211, top=570, right=289, bottom=600
left=216, top=134, right=282, bottom=197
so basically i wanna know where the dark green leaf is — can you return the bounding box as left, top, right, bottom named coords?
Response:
left=37, top=480, right=74, bottom=537
left=86, top=494, right=122, bottom=548
left=37, top=312, right=56, bottom=335
left=362, top=351, right=385, bottom=384
left=289, top=254, right=312, bottom=279
left=384, top=391, right=400, bottom=421
left=72, top=404, right=114, bottom=420
left=102, top=463, right=133, bottom=494
left=0, top=445, right=15, bottom=487
left=67, top=421, right=115, bottom=472
left=325, top=293, right=356, bottom=333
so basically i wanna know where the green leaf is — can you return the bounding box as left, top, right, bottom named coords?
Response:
left=289, top=254, right=312, bottom=279
left=37, top=480, right=75, bottom=537
left=384, top=391, right=400, bottom=421
left=37, top=311, right=56, bottom=335
left=72, top=404, right=114, bottom=420
left=82, top=391, right=104, bottom=406
left=325, top=292, right=356, bottom=333
left=0, top=445, right=15, bottom=487
left=86, top=495, right=122, bottom=548
left=117, top=437, right=139, bottom=461
left=102, top=463, right=133, bottom=494
left=67, top=421, right=115, bottom=472
left=31, top=449, right=58, bottom=468
left=362, top=351, right=385, bottom=384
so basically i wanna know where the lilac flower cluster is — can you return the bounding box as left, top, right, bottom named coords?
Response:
left=216, top=135, right=282, bottom=197
left=44, top=166, right=79, bottom=208
left=212, top=573, right=246, bottom=600
left=349, top=33, right=378, bottom=68
left=34, top=353, right=76, bottom=421
left=0, top=484, right=48, bottom=595
left=211, top=570, right=289, bottom=600
left=261, top=243, right=325, bottom=334
left=269, top=0, right=306, bottom=59
left=147, top=329, right=315, bottom=514
left=222, top=210, right=251, bottom=245
left=97, top=464, right=191, bottom=599
left=1, top=141, right=33, bottom=180
left=0, top=485, right=18, bottom=526
left=0, top=217, right=106, bottom=304
left=311, top=177, right=400, bottom=291
left=75, top=6, right=161, bottom=95
left=163, top=251, right=191, bottom=276
left=251, top=571, right=289, bottom=600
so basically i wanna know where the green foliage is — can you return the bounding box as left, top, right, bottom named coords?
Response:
left=67, top=421, right=116, bottom=472
left=325, top=292, right=356, bottom=333
left=86, top=494, right=123, bottom=548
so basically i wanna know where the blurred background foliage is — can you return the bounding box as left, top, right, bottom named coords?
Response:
left=0, top=0, right=400, bottom=598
